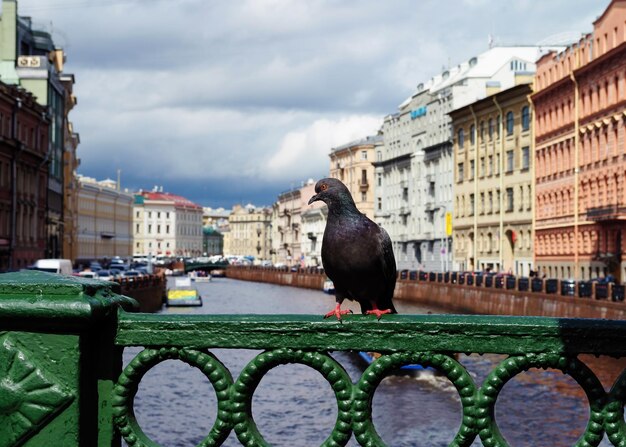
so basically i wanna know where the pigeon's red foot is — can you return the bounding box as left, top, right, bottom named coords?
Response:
left=365, top=308, right=393, bottom=320
left=324, top=304, right=353, bottom=320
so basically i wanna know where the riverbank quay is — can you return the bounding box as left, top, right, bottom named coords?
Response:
left=5, top=270, right=626, bottom=446
left=226, top=266, right=626, bottom=319
left=115, top=273, right=165, bottom=312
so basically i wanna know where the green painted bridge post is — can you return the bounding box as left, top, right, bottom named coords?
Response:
left=0, top=270, right=138, bottom=447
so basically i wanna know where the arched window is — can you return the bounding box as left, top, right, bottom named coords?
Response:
left=488, top=118, right=494, bottom=139
left=506, top=111, right=514, bottom=135
left=458, top=128, right=465, bottom=149
left=470, top=124, right=476, bottom=145
left=521, top=106, right=530, bottom=131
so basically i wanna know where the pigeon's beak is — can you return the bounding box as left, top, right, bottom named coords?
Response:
left=308, top=194, right=320, bottom=205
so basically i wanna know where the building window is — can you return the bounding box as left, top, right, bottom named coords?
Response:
left=361, top=192, right=367, bottom=202
left=377, top=198, right=382, bottom=211
left=488, top=118, right=494, bottom=139
left=166, top=224, right=170, bottom=234
left=506, top=150, right=514, bottom=173
left=458, top=129, right=465, bottom=149
left=470, top=124, right=476, bottom=145
left=521, top=146, right=530, bottom=170
left=506, top=111, right=514, bottom=135
left=469, top=160, right=475, bottom=179
left=488, top=191, right=493, bottom=213
left=488, top=155, right=493, bottom=176
left=496, top=115, right=501, bottom=137
left=135, top=224, right=139, bottom=233
left=521, top=106, right=530, bottom=131
left=148, top=224, right=152, bottom=234
left=458, top=162, right=464, bottom=182
left=469, top=193, right=475, bottom=216
left=360, top=150, right=367, bottom=160
left=377, top=151, right=382, bottom=162
left=506, top=188, right=514, bottom=211
left=480, top=121, right=485, bottom=140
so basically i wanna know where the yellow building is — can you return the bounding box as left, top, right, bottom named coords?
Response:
left=450, top=83, right=534, bottom=275
left=76, top=176, right=133, bottom=262
left=329, top=135, right=380, bottom=220
left=227, top=204, right=272, bottom=261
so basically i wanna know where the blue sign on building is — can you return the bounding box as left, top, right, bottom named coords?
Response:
left=410, top=106, right=427, bottom=119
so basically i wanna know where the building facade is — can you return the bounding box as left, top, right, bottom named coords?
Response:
left=272, top=179, right=322, bottom=267
left=202, top=227, right=223, bottom=256
left=227, top=204, right=272, bottom=260
left=76, top=176, right=133, bottom=263
left=376, top=46, right=552, bottom=271
left=0, top=0, right=76, bottom=259
left=451, top=83, right=534, bottom=275
left=533, top=0, right=626, bottom=281
left=0, top=82, right=49, bottom=270
left=133, top=190, right=203, bottom=258
left=329, top=135, right=379, bottom=220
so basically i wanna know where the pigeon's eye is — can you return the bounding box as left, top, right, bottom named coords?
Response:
left=320, top=184, right=328, bottom=191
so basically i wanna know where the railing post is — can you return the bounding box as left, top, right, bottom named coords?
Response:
left=0, top=270, right=137, bottom=446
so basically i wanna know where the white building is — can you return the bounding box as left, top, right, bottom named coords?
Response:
left=76, top=175, right=134, bottom=263
left=133, top=189, right=203, bottom=258
left=377, top=45, right=560, bottom=271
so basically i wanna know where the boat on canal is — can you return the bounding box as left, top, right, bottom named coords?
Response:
left=323, top=278, right=335, bottom=294
left=166, top=277, right=202, bottom=307
left=188, top=271, right=211, bottom=283
left=357, top=351, right=432, bottom=375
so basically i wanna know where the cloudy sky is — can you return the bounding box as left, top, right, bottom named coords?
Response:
left=17, top=0, right=603, bottom=208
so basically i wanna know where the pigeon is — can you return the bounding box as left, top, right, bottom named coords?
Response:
left=308, top=178, right=397, bottom=319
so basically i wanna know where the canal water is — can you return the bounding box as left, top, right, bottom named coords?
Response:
left=123, top=277, right=625, bottom=447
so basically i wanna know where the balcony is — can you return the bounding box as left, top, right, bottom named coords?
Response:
left=359, top=179, right=369, bottom=192
left=587, top=205, right=626, bottom=222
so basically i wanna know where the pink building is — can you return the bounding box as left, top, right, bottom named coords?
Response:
left=533, top=0, right=626, bottom=281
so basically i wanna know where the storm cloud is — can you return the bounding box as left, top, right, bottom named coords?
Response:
left=18, top=0, right=601, bottom=207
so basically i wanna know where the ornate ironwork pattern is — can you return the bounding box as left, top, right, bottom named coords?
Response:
left=112, top=313, right=626, bottom=446
left=112, top=348, right=626, bottom=447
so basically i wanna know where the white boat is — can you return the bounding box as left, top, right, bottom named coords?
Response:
left=188, top=271, right=211, bottom=282
left=323, top=279, right=335, bottom=294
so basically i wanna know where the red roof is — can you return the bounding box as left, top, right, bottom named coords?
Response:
left=140, top=192, right=202, bottom=209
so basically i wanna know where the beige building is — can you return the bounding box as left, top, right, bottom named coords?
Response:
left=272, top=179, right=322, bottom=267
left=133, top=190, right=203, bottom=258
left=329, top=135, right=379, bottom=220
left=227, top=204, right=272, bottom=261
left=450, top=83, right=534, bottom=275
left=76, top=175, right=133, bottom=262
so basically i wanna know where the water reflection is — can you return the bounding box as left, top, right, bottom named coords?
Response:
left=123, top=277, right=622, bottom=446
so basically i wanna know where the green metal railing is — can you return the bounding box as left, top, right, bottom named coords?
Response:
left=2, top=271, right=626, bottom=446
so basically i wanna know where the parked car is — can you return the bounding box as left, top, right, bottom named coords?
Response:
left=78, top=271, right=98, bottom=279
left=96, top=270, right=118, bottom=282
left=30, top=259, right=73, bottom=275
left=121, top=270, right=143, bottom=281
left=109, top=264, right=128, bottom=273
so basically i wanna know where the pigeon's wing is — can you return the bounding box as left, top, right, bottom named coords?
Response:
left=378, top=226, right=397, bottom=312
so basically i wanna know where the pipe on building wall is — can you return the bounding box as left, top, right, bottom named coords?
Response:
left=9, top=98, right=23, bottom=269
left=469, top=105, right=479, bottom=270
left=527, top=91, right=536, bottom=276
left=492, top=96, right=505, bottom=271
left=570, top=67, right=580, bottom=281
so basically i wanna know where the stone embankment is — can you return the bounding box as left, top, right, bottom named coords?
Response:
left=226, top=266, right=626, bottom=319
